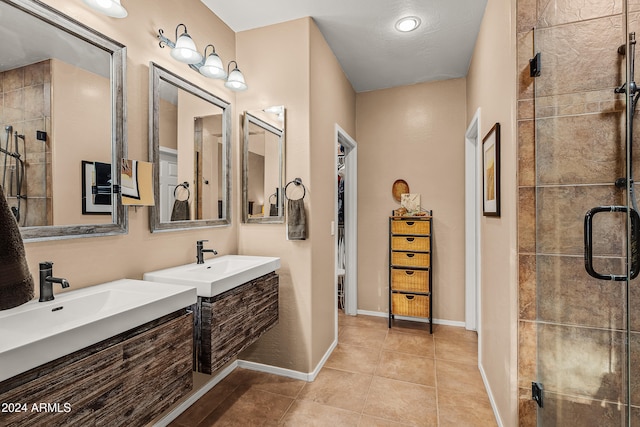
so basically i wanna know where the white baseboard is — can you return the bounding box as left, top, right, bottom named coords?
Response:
left=238, top=337, right=338, bottom=382
left=356, top=309, right=466, bottom=328
left=153, top=361, right=238, bottom=426
left=479, top=363, right=504, bottom=427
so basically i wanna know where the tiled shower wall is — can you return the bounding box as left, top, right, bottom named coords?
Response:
left=0, top=60, right=51, bottom=226
left=517, top=0, right=640, bottom=425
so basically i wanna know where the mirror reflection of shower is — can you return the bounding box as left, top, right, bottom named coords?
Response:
left=0, top=125, right=27, bottom=224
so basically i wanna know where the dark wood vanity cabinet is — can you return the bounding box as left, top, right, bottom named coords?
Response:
left=0, top=311, right=193, bottom=427
left=198, top=272, right=279, bottom=374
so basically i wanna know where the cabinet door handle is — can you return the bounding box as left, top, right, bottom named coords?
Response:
left=406, top=253, right=415, bottom=258
left=406, top=237, right=415, bottom=242
left=405, top=270, right=414, bottom=276
left=406, top=221, right=415, bottom=226
left=405, top=295, right=415, bottom=300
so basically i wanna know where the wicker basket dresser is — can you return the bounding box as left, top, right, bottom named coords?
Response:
left=388, top=213, right=433, bottom=333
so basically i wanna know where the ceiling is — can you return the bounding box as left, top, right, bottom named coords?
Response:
left=201, top=0, right=488, bottom=92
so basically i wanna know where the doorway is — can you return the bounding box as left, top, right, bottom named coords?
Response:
left=335, top=125, right=358, bottom=318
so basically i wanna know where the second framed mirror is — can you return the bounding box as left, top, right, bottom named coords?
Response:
left=242, top=107, right=285, bottom=223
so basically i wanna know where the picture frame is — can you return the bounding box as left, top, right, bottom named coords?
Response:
left=82, top=160, right=112, bottom=215
left=482, top=123, right=500, bottom=217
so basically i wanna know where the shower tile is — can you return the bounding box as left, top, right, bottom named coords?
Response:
left=24, top=62, right=44, bottom=87
left=536, top=113, right=624, bottom=185
left=631, top=283, right=640, bottom=333
left=518, top=99, right=534, bottom=120
left=26, top=163, right=46, bottom=198
left=518, top=386, right=537, bottom=427
left=536, top=185, right=624, bottom=256
left=537, top=255, right=625, bottom=329
left=537, top=0, right=622, bottom=28
left=539, top=392, right=623, bottom=425
left=538, top=323, right=625, bottom=401
left=42, top=60, right=51, bottom=84
left=23, top=85, right=44, bottom=120
left=534, top=16, right=622, bottom=98
left=631, top=333, right=640, bottom=406
left=518, top=187, right=535, bottom=253
left=518, top=254, right=536, bottom=320
left=4, top=89, right=24, bottom=124
left=517, top=0, right=537, bottom=33
left=518, top=320, right=536, bottom=388
left=517, top=31, right=534, bottom=100
left=3, top=68, right=24, bottom=92
left=518, top=120, right=534, bottom=187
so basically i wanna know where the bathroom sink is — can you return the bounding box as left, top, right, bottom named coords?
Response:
left=143, top=255, right=281, bottom=297
left=0, top=279, right=196, bottom=382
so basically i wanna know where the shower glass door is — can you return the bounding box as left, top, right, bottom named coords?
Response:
left=533, top=0, right=639, bottom=424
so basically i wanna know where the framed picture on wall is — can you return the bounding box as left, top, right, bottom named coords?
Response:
left=482, top=123, right=500, bottom=217
left=82, top=160, right=112, bottom=215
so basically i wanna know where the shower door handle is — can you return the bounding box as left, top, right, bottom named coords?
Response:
left=584, top=206, right=640, bottom=281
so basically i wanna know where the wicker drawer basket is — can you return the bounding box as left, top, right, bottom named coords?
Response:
left=391, top=220, right=430, bottom=235
left=391, top=269, right=429, bottom=292
left=392, top=293, right=429, bottom=318
left=391, top=236, right=430, bottom=252
left=391, top=251, right=430, bottom=267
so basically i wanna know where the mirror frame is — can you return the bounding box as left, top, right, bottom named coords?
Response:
left=148, top=62, right=232, bottom=232
left=242, top=111, right=285, bottom=224
left=7, top=0, right=128, bottom=241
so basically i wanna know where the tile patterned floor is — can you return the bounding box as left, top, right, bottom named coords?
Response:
left=169, top=313, right=497, bottom=426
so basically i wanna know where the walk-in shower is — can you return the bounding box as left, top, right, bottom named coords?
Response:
left=0, top=125, right=27, bottom=224
left=523, top=0, right=640, bottom=424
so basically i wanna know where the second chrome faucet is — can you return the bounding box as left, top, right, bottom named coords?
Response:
left=196, top=240, right=217, bottom=264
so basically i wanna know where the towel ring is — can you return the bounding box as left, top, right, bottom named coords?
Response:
left=285, top=178, right=306, bottom=200
left=174, top=182, right=190, bottom=201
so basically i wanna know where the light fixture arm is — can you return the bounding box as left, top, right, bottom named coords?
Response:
left=157, top=28, right=176, bottom=50
left=227, top=60, right=239, bottom=75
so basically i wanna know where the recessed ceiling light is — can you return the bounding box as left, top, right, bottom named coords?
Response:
left=395, top=16, right=421, bottom=33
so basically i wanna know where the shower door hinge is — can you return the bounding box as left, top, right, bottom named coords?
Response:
left=529, top=52, right=541, bottom=77
left=112, top=185, right=121, bottom=194
left=532, top=382, right=543, bottom=408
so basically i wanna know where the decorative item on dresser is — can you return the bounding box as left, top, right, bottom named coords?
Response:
left=388, top=212, right=433, bottom=333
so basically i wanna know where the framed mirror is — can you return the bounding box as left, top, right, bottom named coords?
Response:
left=242, top=107, right=285, bottom=224
left=149, top=62, right=231, bottom=232
left=0, top=0, right=127, bottom=241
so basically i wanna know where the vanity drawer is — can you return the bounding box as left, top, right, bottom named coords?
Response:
left=392, top=293, right=429, bottom=318
left=391, top=251, right=430, bottom=267
left=391, top=220, right=430, bottom=235
left=391, top=236, right=430, bottom=252
left=391, top=269, right=429, bottom=293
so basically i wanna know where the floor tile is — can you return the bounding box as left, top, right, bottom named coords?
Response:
left=435, top=359, right=485, bottom=394
left=224, top=368, right=305, bottom=398
left=297, top=367, right=373, bottom=413
left=197, top=387, right=293, bottom=426
left=280, top=400, right=361, bottom=426
left=339, top=326, right=388, bottom=350
left=432, top=325, right=478, bottom=343
left=375, top=350, right=436, bottom=387
left=363, top=376, right=438, bottom=426
left=383, top=328, right=435, bottom=357
left=434, top=336, right=478, bottom=365
left=170, top=378, right=238, bottom=426
left=325, top=343, right=381, bottom=374
left=358, top=415, right=414, bottom=426
left=437, top=388, right=497, bottom=427
left=339, top=313, right=388, bottom=329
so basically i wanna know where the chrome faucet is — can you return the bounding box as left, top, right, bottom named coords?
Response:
left=39, top=261, right=70, bottom=302
left=196, top=240, right=217, bottom=264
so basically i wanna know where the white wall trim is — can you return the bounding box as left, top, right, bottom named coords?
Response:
left=464, top=108, right=481, bottom=333
left=356, top=309, right=466, bottom=328
left=479, top=363, right=504, bottom=427
left=239, top=337, right=338, bottom=382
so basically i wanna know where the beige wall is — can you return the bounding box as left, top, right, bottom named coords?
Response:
left=309, top=20, right=356, bottom=367
left=356, top=79, right=467, bottom=322
left=51, top=59, right=110, bottom=226
left=26, top=0, right=237, bottom=295
left=466, top=0, right=518, bottom=425
left=235, top=18, right=314, bottom=372
left=236, top=17, right=356, bottom=372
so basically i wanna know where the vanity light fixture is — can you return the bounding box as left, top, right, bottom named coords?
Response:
left=395, top=16, right=421, bottom=32
left=157, top=25, right=248, bottom=91
left=224, top=61, right=248, bottom=92
left=82, top=0, right=128, bottom=18
left=199, top=45, right=226, bottom=79
left=264, top=105, right=284, bottom=122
